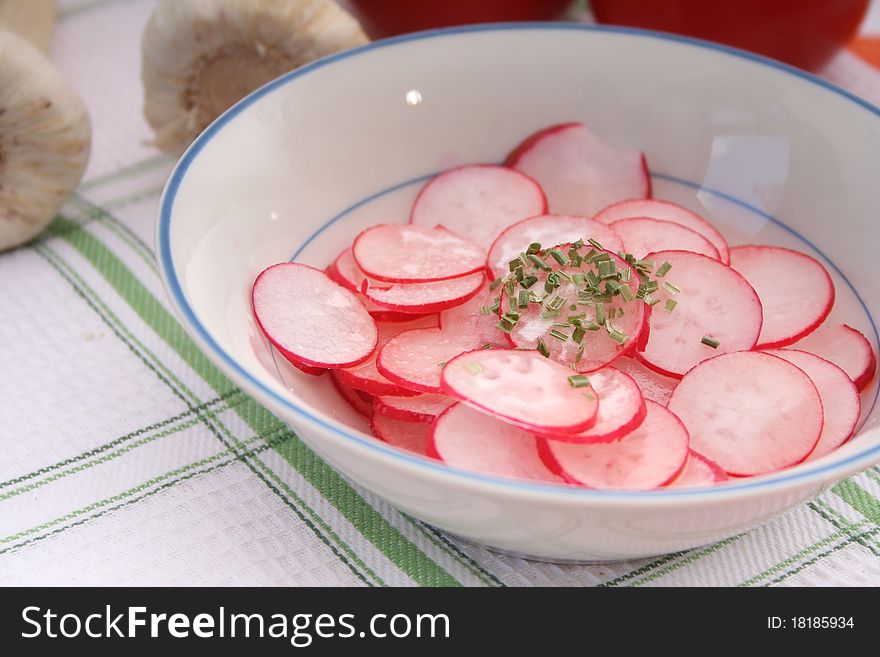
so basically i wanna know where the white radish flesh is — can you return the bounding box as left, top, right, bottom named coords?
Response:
left=365, top=272, right=485, bottom=314
left=370, top=413, right=430, bottom=456
left=667, top=351, right=823, bottom=476
left=729, top=245, right=834, bottom=348
left=793, top=323, right=877, bottom=392
left=428, top=403, right=563, bottom=482
left=610, top=217, right=720, bottom=261
left=611, top=356, right=678, bottom=406
left=669, top=451, right=728, bottom=487
left=378, top=326, right=482, bottom=393
left=410, top=164, right=547, bottom=249
left=252, top=263, right=377, bottom=368
left=375, top=393, right=455, bottom=423
left=540, top=400, right=689, bottom=489
left=441, top=349, right=599, bottom=434
left=637, top=250, right=762, bottom=378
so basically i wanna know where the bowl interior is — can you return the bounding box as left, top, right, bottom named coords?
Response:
left=161, top=25, right=880, bottom=490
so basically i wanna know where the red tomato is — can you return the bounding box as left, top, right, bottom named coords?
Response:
left=591, top=0, right=868, bottom=71
left=346, top=0, right=574, bottom=39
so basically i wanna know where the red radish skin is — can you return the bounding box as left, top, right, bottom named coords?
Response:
left=284, top=355, right=326, bottom=377
left=370, top=412, right=430, bottom=456
left=330, top=370, right=374, bottom=418
left=353, top=224, right=485, bottom=283
left=503, top=249, right=645, bottom=372
left=441, top=349, right=599, bottom=434
left=326, top=249, right=432, bottom=322
left=539, top=400, right=690, bottom=489
left=336, top=316, right=438, bottom=396
left=609, top=217, right=720, bottom=261
left=428, top=403, right=563, bottom=483
left=764, top=349, right=861, bottom=460
left=378, top=326, right=483, bottom=393
left=486, top=213, right=625, bottom=278
left=410, top=164, right=547, bottom=249
left=793, top=323, right=877, bottom=392
left=537, top=367, right=646, bottom=443
left=637, top=250, right=762, bottom=378
left=252, top=263, right=378, bottom=369
left=594, top=198, right=730, bottom=264
left=612, top=356, right=677, bottom=406
left=669, top=451, right=729, bottom=487
left=365, top=271, right=485, bottom=314
left=375, top=393, right=455, bottom=423
left=667, top=351, right=824, bottom=476
left=507, top=123, right=650, bottom=216
left=729, top=245, right=834, bottom=348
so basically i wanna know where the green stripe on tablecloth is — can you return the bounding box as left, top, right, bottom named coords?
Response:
left=59, top=0, right=142, bottom=20
left=31, top=243, right=382, bottom=586
left=764, top=526, right=880, bottom=586
left=79, top=155, right=172, bottom=191
left=62, top=194, right=504, bottom=588
left=46, top=216, right=466, bottom=587
left=834, top=480, right=880, bottom=526
left=811, top=498, right=880, bottom=556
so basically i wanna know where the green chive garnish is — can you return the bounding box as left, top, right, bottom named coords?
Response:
left=701, top=336, right=720, bottom=349
left=607, top=326, right=628, bottom=344
left=549, top=248, right=570, bottom=266
left=620, top=284, right=635, bottom=302
left=517, top=290, right=530, bottom=308
left=572, top=326, right=586, bottom=344
left=540, top=310, right=559, bottom=320
left=465, top=362, right=484, bottom=375
left=574, top=342, right=585, bottom=363
left=549, top=329, right=568, bottom=341
left=489, top=277, right=504, bottom=291
left=595, top=302, right=606, bottom=325
left=508, top=258, right=522, bottom=272
left=663, top=281, right=681, bottom=295
left=664, top=299, right=678, bottom=313
left=528, top=254, right=550, bottom=271
left=480, top=305, right=491, bottom=315
left=521, top=274, right=538, bottom=289
left=536, top=338, right=550, bottom=358
left=527, top=242, right=542, bottom=254
left=587, top=238, right=604, bottom=251
left=567, top=374, right=591, bottom=389
left=656, top=261, right=672, bottom=277
left=605, top=279, right=621, bottom=295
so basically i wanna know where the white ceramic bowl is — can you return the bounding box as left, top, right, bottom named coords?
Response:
left=157, top=24, right=880, bottom=561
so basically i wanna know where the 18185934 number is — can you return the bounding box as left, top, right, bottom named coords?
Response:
left=768, top=617, right=854, bottom=629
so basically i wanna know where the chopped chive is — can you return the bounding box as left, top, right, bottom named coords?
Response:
left=547, top=295, right=566, bottom=311
left=584, top=321, right=601, bottom=331
left=656, top=261, right=672, bottom=277
left=508, top=258, right=522, bottom=272
left=620, top=284, right=635, bottom=302
left=595, top=302, right=606, bottom=325
left=521, top=274, right=538, bottom=289
left=527, top=242, right=542, bottom=254
left=544, top=275, right=560, bottom=293
left=572, top=326, right=586, bottom=344
left=552, top=322, right=572, bottom=329
left=606, top=326, right=628, bottom=344
left=664, top=299, right=678, bottom=313
left=644, top=295, right=661, bottom=306
left=567, top=374, right=591, bottom=389
left=495, top=319, right=513, bottom=333
left=587, top=238, right=604, bottom=251
left=549, top=329, right=568, bottom=342
left=577, top=290, right=593, bottom=304
left=549, top=248, right=571, bottom=266
left=528, top=254, right=550, bottom=271
left=517, top=290, right=530, bottom=308
left=569, top=303, right=578, bottom=311
left=503, top=311, right=520, bottom=322
left=575, top=342, right=585, bottom=363
left=489, top=277, right=504, bottom=291
left=637, top=259, right=655, bottom=270
left=540, top=310, right=559, bottom=320
left=489, top=297, right=501, bottom=314
left=465, top=362, right=484, bottom=375
left=605, top=279, right=621, bottom=295
left=607, top=307, right=617, bottom=320
left=663, top=281, right=681, bottom=295
left=536, top=338, right=550, bottom=358
left=555, top=269, right=572, bottom=281
left=643, top=280, right=659, bottom=293
left=619, top=267, right=631, bottom=283
left=571, top=273, right=585, bottom=284
left=701, top=336, right=720, bottom=349
left=618, top=308, right=625, bottom=317
left=582, top=390, right=597, bottom=402
left=585, top=271, right=601, bottom=288
left=481, top=343, right=494, bottom=349
left=514, top=267, right=524, bottom=282
left=572, top=239, right=585, bottom=250
left=480, top=305, right=491, bottom=315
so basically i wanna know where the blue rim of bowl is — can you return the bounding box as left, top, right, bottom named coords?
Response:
left=157, top=22, right=880, bottom=500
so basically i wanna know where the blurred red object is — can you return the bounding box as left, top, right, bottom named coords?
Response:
left=591, top=0, right=868, bottom=71
left=346, top=0, right=574, bottom=39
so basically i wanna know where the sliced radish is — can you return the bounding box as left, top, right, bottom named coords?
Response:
left=428, top=403, right=563, bottom=482
left=375, top=393, right=455, bottom=423
left=370, top=412, right=430, bottom=456
left=763, top=349, right=860, bottom=460
left=537, top=367, right=646, bottom=443
left=729, top=245, right=834, bottom=348
left=503, top=249, right=645, bottom=372
left=539, top=400, right=689, bottom=489
left=594, top=198, right=730, bottom=264
left=353, top=224, right=484, bottom=283
left=364, top=271, right=485, bottom=314
left=486, top=213, right=625, bottom=277
left=439, top=283, right=507, bottom=347
left=667, top=351, right=823, bottom=476
left=441, top=349, right=599, bottom=434
left=329, top=370, right=373, bottom=417
left=793, top=323, right=877, bottom=391
left=378, top=326, right=482, bottom=393
left=611, top=356, right=677, bottom=406
left=284, top=355, right=326, bottom=377
left=336, top=316, right=438, bottom=396
left=669, top=451, right=728, bottom=487
left=252, top=263, right=377, bottom=368
left=506, top=122, right=650, bottom=216
left=637, top=250, right=762, bottom=378
left=609, top=217, right=720, bottom=261
left=326, top=249, right=431, bottom=321
left=410, top=164, right=547, bottom=249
